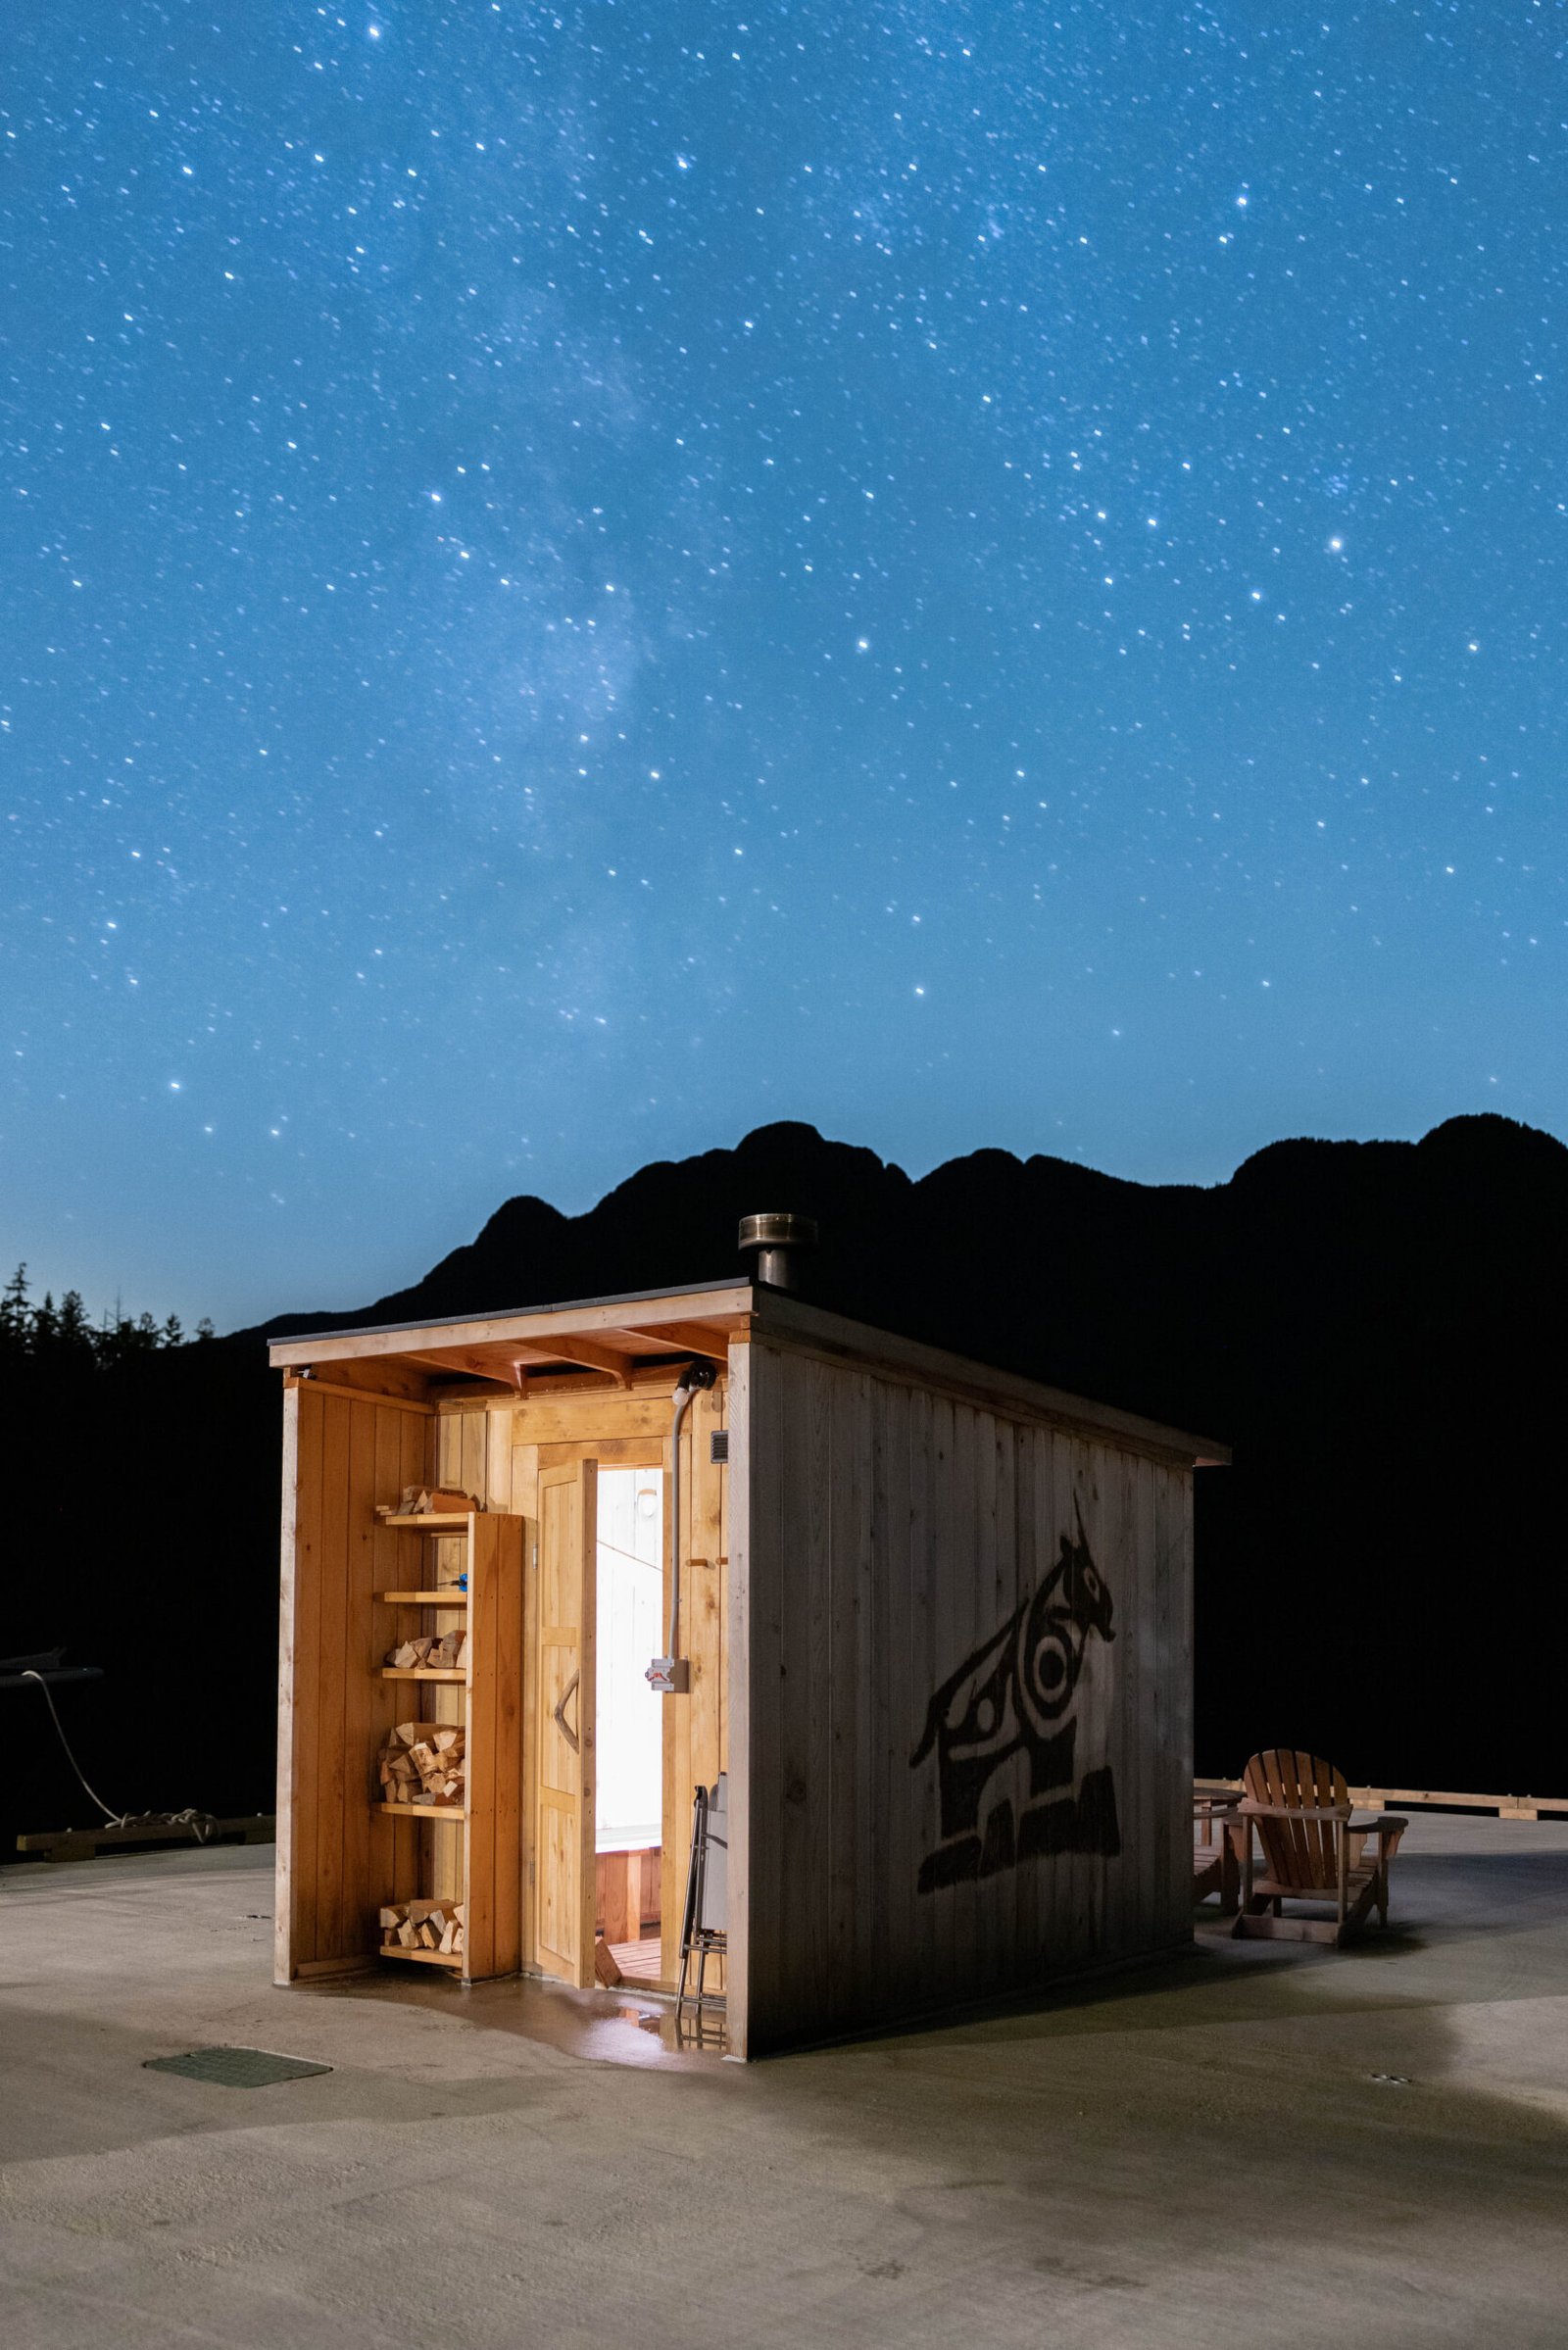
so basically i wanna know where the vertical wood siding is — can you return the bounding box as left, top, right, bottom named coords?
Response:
left=275, top=1382, right=433, bottom=1981
left=741, top=1340, right=1193, bottom=2053
left=661, top=1376, right=729, bottom=1991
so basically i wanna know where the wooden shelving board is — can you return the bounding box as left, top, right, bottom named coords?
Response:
left=380, top=1666, right=466, bottom=1683
left=373, top=1801, right=466, bottom=1821
left=382, top=1514, right=471, bottom=1533
left=379, top=1590, right=468, bottom=1607
left=376, top=1942, right=463, bottom=1970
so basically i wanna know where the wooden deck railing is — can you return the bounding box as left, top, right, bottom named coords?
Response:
left=1196, top=1779, right=1565, bottom=1824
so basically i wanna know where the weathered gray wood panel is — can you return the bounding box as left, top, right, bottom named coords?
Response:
left=742, top=1338, right=1193, bottom=2052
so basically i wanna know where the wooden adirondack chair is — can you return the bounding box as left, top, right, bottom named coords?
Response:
left=1194, top=1788, right=1244, bottom=1914
left=1233, top=1750, right=1407, bottom=1945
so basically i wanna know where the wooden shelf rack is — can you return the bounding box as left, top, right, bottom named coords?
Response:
left=371, top=1504, right=524, bottom=1980
left=377, top=1941, right=464, bottom=1970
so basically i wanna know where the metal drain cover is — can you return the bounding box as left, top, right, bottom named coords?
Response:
left=143, top=2046, right=331, bottom=2088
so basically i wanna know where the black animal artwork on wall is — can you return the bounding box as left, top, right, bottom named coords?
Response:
left=910, top=1503, right=1121, bottom=1891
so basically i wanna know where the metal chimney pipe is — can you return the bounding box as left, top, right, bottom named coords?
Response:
left=738, top=1211, right=818, bottom=1291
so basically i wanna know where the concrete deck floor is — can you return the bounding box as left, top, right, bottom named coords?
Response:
left=4, top=1817, right=1568, bottom=2348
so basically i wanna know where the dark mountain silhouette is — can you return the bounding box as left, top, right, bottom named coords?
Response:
left=8, top=1110, right=1565, bottom=1860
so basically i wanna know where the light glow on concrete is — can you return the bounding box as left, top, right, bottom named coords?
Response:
left=3, top=1820, right=1568, bottom=2345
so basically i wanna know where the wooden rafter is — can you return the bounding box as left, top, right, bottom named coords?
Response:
left=620, top=1320, right=732, bottom=1360
left=402, top=1350, right=517, bottom=1393
left=506, top=1335, right=635, bottom=1389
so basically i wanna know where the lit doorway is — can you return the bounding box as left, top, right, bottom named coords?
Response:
left=594, top=1466, right=663, bottom=1981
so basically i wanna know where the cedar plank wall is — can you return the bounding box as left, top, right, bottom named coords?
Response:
left=275, top=1380, right=433, bottom=1983
left=739, top=1336, right=1193, bottom=2054
left=435, top=1373, right=729, bottom=1988
left=663, top=1376, right=728, bottom=1993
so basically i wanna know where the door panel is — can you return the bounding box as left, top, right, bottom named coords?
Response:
left=535, top=1458, right=596, bottom=1984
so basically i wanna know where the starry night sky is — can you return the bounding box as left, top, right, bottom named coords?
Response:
left=4, top=4, right=1565, bottom=1326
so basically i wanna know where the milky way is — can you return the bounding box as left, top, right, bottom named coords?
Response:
left=3, top=6, right=1564, bottom=1322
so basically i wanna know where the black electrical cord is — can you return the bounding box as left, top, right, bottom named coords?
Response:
left=22, top=1669, right=220, bottom=1840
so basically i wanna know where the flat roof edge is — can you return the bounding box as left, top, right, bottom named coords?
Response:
left=269, top=1276, right=751, bottom=1353
left=748, top=1293, right=1231, bottom=1466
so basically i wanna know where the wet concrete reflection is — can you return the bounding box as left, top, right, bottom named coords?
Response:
left=346, top=1962, right=730, bottom=2069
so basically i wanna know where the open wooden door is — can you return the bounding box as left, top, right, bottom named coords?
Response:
left=535, top=1458, right=597, bottom=1985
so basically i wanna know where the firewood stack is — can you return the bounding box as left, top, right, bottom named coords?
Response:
left=384, top=1628, right=469, bottom=1672
left=376, top=1486, right=481, bottom=1518
left=379, top=1898, right=465, bottom=1957
left=377, top=1720, right=466, bottom=1808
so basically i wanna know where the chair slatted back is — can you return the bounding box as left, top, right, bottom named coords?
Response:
left=1243, top=1749, right=1348, bottom=1891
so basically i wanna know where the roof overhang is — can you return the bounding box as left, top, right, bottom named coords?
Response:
left=270, top=1280, right=1228, bottom=1465
left=268, top=1279, right=752, bottom=1392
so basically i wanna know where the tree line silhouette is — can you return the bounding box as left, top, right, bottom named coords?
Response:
left=3, top=1271, right=276, bottom=1858
left=0, top=1263, right=213, bottom=1367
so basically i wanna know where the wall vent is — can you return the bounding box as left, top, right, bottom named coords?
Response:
left=710, top=1430, right=730, bottom=1466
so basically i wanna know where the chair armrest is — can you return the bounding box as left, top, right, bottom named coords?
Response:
left=1348, top=1813, right=1407, bottom=1836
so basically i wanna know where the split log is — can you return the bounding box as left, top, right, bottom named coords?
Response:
left=386, top=1635, right=448, bottom=1670
left=376, top=1722, right=466, bottom=1809
left=376, top=1484, right=425, bottom=1519
left=379, top=1485, right=481, bottom=1517
left=379, top=1895, right=466, bottom=1959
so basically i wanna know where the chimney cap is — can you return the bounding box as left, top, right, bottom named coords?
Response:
left=738, top=1211, right=818, bottom=1255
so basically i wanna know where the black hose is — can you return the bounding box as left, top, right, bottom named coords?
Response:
left=22, top=1669, right=219, bottom=1840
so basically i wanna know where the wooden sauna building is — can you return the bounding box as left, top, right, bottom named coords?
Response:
left=271, top=1277, right=1227, bottom=2056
